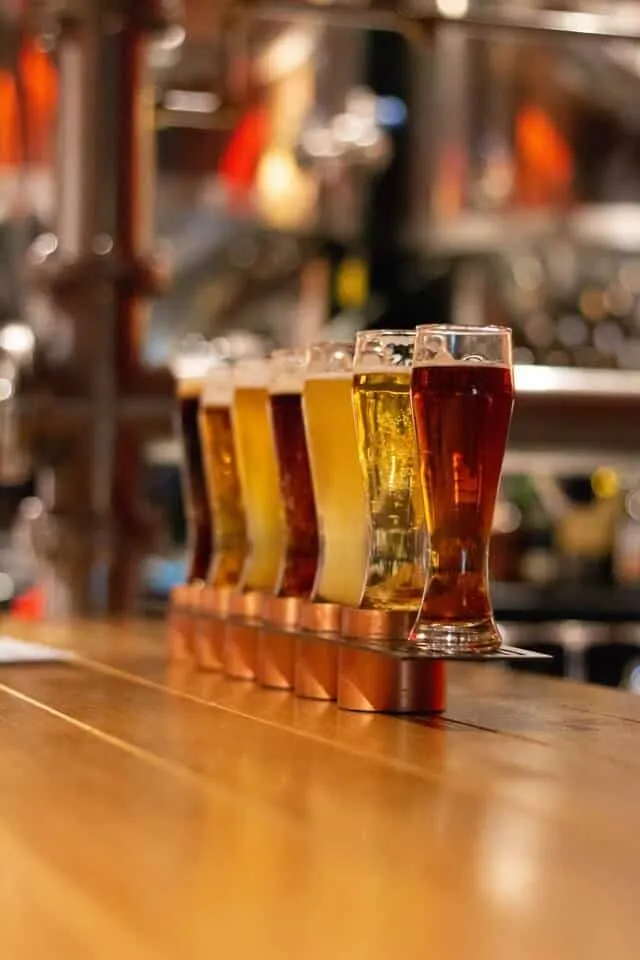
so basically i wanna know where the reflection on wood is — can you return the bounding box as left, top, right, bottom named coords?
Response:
left=0, top=618, right=637, bottom=959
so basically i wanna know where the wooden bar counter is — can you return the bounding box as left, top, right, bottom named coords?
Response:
left=0, top=619, right=638, bottom=959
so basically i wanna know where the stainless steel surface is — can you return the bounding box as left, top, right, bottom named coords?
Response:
left=401, top=3, right=640, bottom=43
left=415, top=206, right=640, bottom=256
left=515, top=366, right=640, bottom=399
left=512, top=365, right=640, bottom=457
left=503, top=449, right=640, bottom=478
left=236, top=1, right=640, bottom=44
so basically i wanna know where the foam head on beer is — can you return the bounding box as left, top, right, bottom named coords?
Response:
left=171, top=334, right=219, bottom=396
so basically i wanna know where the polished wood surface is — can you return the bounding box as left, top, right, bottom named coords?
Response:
left=0, top=618, right=638, bottom=959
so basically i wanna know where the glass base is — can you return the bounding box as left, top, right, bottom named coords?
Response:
left=410, top=618, right=502, bottom=656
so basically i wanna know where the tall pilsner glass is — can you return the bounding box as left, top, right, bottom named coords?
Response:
left=303, top=342, right=369, bottom=608
left=270, top=349, right=319, bottom=598
left=168, top=338, right=214, bottom=661
left=352, top=330, right=426, bottom=612
left=410, top=325, right=514, bottom=654
left=173, top=340, right=214, bottom=585
left=232, top=358, right=285, bottom=592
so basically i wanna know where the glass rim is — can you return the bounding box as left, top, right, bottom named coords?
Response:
left=415, top=324, right=511, bottom=336
left=270, top=347, right=307, bottom=359
left=355, top=329, right=416, bottom=339
left=270, top=348, right=306, bottom=393
left=308, top=339, right=356, bottom=351
left=306, top=339, right=355, bottom=376
left=233, top=356, right=272, bottom=389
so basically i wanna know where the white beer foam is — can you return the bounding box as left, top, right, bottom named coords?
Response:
left=354, top=365, right=412, bottom=376
left=304, top=370, right=354, bottom=382
left=270, top=371, right=304, bottom=395
left=202, top=366, right=233, bottom=407
left=172, top=353, right=213, bottom=385
left=233, top=358, right=272, bottom=390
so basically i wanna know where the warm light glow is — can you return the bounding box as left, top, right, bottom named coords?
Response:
left=435, top=0, right=470, bottom=19
left=154, top=24, right=186, bottom=52
left=591, top=467, right=620, bottom=500
left=164, top=90, right=220, bottom=114
left=0, top=323, right=35, bottom=357
left=300, top=126, right=343, bottom=159
left=0, top=574, right=14, bottom=604
left=258, top=27, right=317, bottom=84
left=256, top=148, right=315, bottom=230
left=0, top=42, right=57, bottom=166
left=21, top=497, right=44, bottom=521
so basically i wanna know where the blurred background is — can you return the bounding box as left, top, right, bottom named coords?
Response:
left=3, top=0, right=640, bottom=690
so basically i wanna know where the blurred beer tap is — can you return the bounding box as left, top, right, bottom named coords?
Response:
left=20, top=0, right=181, bottom=616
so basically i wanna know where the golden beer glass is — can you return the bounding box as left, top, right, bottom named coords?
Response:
left=226, top=358, right=285, bottom=679
left=303, top=342, right=369, bottom=606
left=196, top=361, right=249, bottom=669
left=200, top=363, right=248, bottom=587
left=338, top=330, right=445, bottom=712
left=299, top=341, right=369, bottom=699
left=352, top=330, right=426, bottom=611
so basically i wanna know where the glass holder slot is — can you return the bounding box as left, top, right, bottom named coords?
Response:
left=297, top=629, right=553, bottom=662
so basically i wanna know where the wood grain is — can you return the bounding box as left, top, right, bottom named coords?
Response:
left=0, top=618, right=638, bottom=959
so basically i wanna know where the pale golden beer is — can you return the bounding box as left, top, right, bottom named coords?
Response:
left=199, top=364, right=248, bottom=587
left=303, top=344, right=369, bottom=606
left=352, top=331, right=426, bottom=611
left=232, top=359, right=285, bottom=591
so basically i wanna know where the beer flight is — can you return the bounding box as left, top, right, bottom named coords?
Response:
left=170, top=325, right=514, bottom=713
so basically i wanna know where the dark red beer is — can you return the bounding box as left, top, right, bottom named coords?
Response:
left=177, top=389, right=212, bottom=582
left=270, top=391, right=319, bottom=597
left=410, top=363, right=514, bottom=623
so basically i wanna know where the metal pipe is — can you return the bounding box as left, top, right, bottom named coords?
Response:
left=406, top=4, right=640, bottom=43
left=24, top=0, right=176, bottom=615
left=237, top=1, right=640, bottom=44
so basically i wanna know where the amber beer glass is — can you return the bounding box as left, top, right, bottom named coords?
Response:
left=232, top=358, right=285, bottom=592
left=200, top=364, right=247, bottom=586
left=410, top=325, right=514, bottom=653
left=269, top=349, right=318, bottom=597
left=303, top=342, right=369, bottom=607
left=352, top=331, right=426, bottom=611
